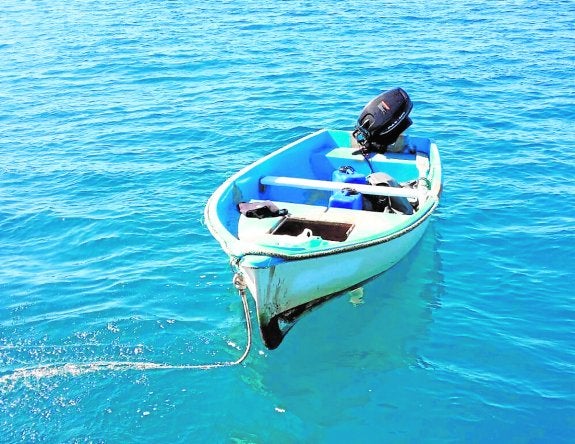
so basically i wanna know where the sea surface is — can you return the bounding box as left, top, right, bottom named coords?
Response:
left=1, top=0, right=574, bottom=442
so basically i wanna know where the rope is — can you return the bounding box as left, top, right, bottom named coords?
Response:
left=0, top=273, right=252, bottom=385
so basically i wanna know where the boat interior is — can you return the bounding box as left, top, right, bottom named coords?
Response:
left=219, top=130, right=435, bottom=249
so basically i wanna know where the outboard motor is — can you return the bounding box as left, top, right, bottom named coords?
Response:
left=352, top=88, right=413, bottom=153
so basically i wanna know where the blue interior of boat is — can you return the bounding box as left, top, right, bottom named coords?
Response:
left=216, top=130, right=431, bottom=237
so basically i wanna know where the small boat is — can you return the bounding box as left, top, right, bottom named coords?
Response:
left=205, top=88, right=442, bottom=349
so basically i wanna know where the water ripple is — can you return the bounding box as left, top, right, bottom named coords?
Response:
left=1, top=0, right=575, bottom=441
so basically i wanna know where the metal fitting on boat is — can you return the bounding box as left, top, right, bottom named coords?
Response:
left=233, top=272, right=247, bottom=291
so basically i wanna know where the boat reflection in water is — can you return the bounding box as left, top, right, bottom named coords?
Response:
left=228, top=224, right=444, bottom=437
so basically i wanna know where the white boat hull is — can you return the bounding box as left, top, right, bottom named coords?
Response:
left=239, top=213, right=431, bottom=348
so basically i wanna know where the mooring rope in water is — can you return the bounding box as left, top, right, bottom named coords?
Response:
left=0, top=273, right=252, bottom=385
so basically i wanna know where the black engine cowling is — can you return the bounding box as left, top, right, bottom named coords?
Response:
left=352, top=88, right=413, bottom=153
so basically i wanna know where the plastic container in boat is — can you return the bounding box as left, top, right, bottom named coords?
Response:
left=329, top=188, right=363, bottom=210
left=332, top=166, right=366, bottom=184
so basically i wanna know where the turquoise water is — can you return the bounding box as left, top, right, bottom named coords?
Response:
left=1, top=0, right=574, bottom=441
